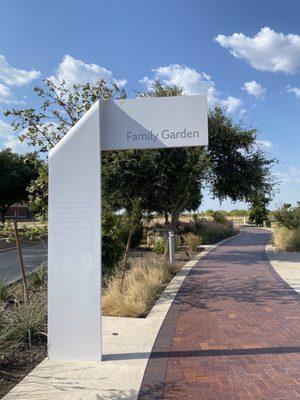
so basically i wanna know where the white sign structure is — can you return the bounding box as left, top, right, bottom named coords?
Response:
left=48, top=95, right=208, bottom=361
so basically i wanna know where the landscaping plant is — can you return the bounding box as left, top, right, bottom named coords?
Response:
left=102, top=259, right=178, bottom=318
left=153, top=238, right=166, bottom=254
left=184, top=233, right=201, bottom=251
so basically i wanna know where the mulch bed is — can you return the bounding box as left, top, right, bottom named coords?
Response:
left=0, top=344, right=47, bottom=399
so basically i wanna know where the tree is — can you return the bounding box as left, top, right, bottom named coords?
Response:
left=107, top=81, right=275, bottom=231
left=5, top=79, right=276, bottom=234
left=0, top=149, right=39, bottom=225
left=248, top=192, right=270, bottom=226
left=5, top=79, right=126, bottom=154
left=5, top=79, right=126, bottom=218
left=126, top=81, right=209, bottom=231
left=206, top=106, right=275, bottom=204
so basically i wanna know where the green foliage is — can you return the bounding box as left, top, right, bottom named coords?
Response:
left=102, top=209, right=125, bottom=278
left=181, top=220, right=238, bottom=244
left=119, top=218, right=143, bottom=248
left=0, top=280, right=13, bottom=304
left=183, top=233, right=201, bottom=251
left=0, top=149, right=39, bottom=224
left=4, top=300, right=47, bottom=346
left=2, top=221, right=47, bottom=249
left=192, top=213, right=199, bottom=222
left=248, top=192, right=270, bottom=226
left=5, top=79, right=126, bottom=154
left=5, top=79, right=125, bottom=217
left=212, top=210, right=228, bottom=224
left=29, top=263, right=47, bottom=287
left=0, top=324, right=16, bottom=359
left=207, top=107, right=275, bottom=204
left=273, top=202, right=300, bottom=230
left=228, top=209, right=248, bottom=217
left=204, top=209, right=215, bottom=217
left=27, top=162, right=48, bottom=219
left=5, top=79, right=275, bottom=243
left=152, top=238, right=166, bottom=254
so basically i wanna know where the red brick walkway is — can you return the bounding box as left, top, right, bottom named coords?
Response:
left=139, top=229, right=300, bottom=399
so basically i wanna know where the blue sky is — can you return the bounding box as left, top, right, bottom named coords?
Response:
left=0, top=0, right=300, bottom=210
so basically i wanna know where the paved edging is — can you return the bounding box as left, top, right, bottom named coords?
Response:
left=265, top=242, right=300, bottom=295
left=2, top=232, right=243, bottom=400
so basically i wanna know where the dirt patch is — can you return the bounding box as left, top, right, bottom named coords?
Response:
left=0, top=343, right=46, bottom=398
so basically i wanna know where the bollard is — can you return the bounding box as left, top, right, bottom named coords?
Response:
left=168, top=231, right=175, bottom=267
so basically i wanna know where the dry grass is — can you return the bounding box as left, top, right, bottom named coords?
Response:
left=102, top=259, right=180, bottom=318
left=183, top=232, right=202, bottom=251
left=274, top=227, right=300, bottom=252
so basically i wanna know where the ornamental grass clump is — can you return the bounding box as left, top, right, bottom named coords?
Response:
left=274, top=227, right=300, bottom=252
left=183, top=233, right=201, bottom=251
left=29, top=263, right=48, bottom=287
left=4, top=299, right=47, bottom=347
left=102, top=259, right=178, bottom=318
left=0, top=280, right=14, bottom=304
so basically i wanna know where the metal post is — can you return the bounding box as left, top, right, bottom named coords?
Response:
left=168, top=231, right=175, bottom=267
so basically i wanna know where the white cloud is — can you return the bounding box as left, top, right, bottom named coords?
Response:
left=215, top=27, right=300, bottom=73
left=48, top=55, right=127, bottom=88
left=274, top=167, right=300, bottom=184
left=140, top=64, right=243, bottom=113
left=287, top=86, right=300, bottom=98
left=256, top=139, right=273, bottom=149
left=0, top=83, right=14, bottom=103
left=0, top=120, right=29, bottom=153
left=0, top=55, right=40, bottom=86
left=243, top=80, right=266, bottom=98
left=220, top=96, right=243, bottom=113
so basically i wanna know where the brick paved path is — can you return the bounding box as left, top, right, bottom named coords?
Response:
left=139, top=229, right=300, bottom=399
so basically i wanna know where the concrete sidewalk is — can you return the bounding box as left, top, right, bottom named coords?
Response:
left=266, top=244, right=300, bottom=294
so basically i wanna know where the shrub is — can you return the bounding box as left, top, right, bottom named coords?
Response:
left=212, top=211, right=228, bottom=224
left=274, top=203, right=300, bottom=230
left=102, top=259, right=178, bottom=317
left=180, top=220, right=239, bottom=244
left=152, top=237, right=166, bottom=254
left=29, top=263, right=47, bottom=287
left=274, top=227, right=300, bottom=252
left=184, top=233, right=201, bottom=251
left=102, top=210, right=124, bottom=278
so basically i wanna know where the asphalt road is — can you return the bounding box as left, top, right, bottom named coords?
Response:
left=0, top=242, right=47, bottom=284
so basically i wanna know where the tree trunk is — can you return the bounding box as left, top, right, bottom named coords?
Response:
left=121, top=218, right=135, bottom=286
left=170, top=206, right=183, bottom=232
left=164, top=211, right=169, bottom=225
left=121, top=198, right=141, bottom=286
left=13, top=220, right=30, bottom=306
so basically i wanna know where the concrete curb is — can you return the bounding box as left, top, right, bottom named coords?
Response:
left=265, top=241, right=300, bottom=296
left=3, top=231, right=243, bottom=400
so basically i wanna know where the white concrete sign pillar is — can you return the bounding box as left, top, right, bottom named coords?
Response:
left=48, top=95, right=208, bottom=361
